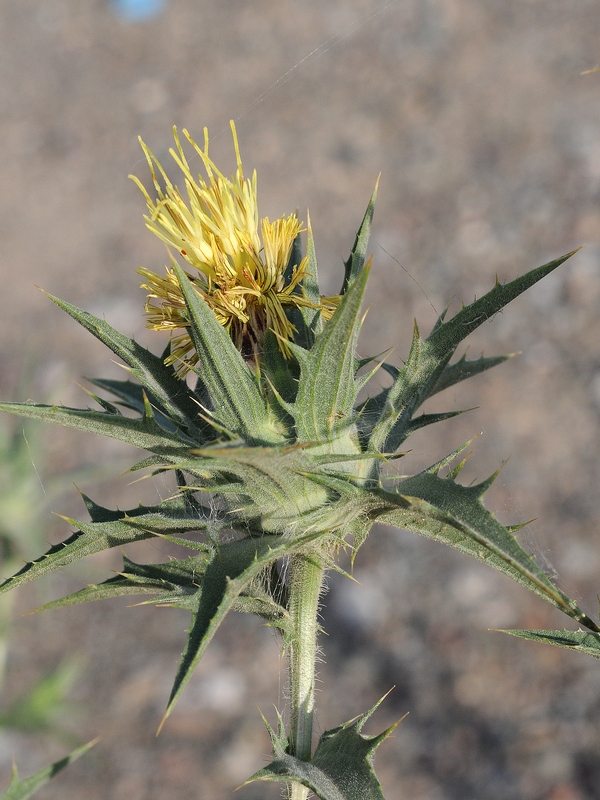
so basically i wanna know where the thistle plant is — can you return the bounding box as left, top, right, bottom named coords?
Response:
left=1, top=122, right=600, bottom=800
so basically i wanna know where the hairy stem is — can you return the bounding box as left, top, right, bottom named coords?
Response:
left=287, top=554, right=324, bottom=800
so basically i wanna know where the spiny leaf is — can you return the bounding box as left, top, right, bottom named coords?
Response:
left=288, top=217, right=324, bottom=350
left=247, top=693, right=400, bottom=800
left=260, top=705, right=288, bottom=756
left=173, top=264, right=285, bottom=445
left=341, top=177, right=379, bottom=294
left=87, top=377, right=181, bottom=434
left=368, top=250, right=580, bottom=454
left=375, top=469, right=600, bottom=631
left=355, top=391, right=390, bottom=450
left=34, top=552, right=214, bottom=613
left=304, top=218, right=323, bottom=309
left=261, top=329, right=298, bottom=406
left=0, top=500, right=221, bottom=596
left=404, top=408, right=473, bottom=436
left=367, top=320, right=426, bottom=453
left=0, top=740, right=96, bottom=800
left=161, top=530, right=324, bottom=729
left=423, top=438, right=475, bottom=475
left=284, top=227, right=304, bottom=286
left=81, top=388, right=121, bottom=415
left=499, top=628, right=600, bottom=659
left=294, top=264, right=370, bottom=442
left=233, top=583, right=289, bottom=626
left=108, top=554, right=290, bottom=625
left=35, top=577, right=184, bottom=610
left=432, top=352, right=516, bottom=396
left=0, top=401, right=193, bottom=456
left=45, top=293, right=201, bottom=429
left=426, top=250, right=580, bottom=359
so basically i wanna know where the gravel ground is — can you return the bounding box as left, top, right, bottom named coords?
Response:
left=1, top=1, right=600, bottom=798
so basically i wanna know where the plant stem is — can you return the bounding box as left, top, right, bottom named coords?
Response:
left=287, top=553, right=324, bottom=800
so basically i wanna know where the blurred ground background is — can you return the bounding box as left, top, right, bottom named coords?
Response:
left=1, top=0, right=600, bottom=798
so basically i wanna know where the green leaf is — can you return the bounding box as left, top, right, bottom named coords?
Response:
left=0, top=498, right=220, bottom=596
left=36, top=549, right=290, bottom=715
left=286, top=219, right=324, bottom=350
left=0, top=740, right=96, bottom=800
left=303, top=220, right=324, bottom=332
left=173, top=264, right=285, bottom=445
left=499, top=628, right=600, bottom=659
left=34, top=551, right=215, bottom=612
left=87, top=377, right=180, bottom=434
left=341, top=178, right=379, bottom=294
left=96, top=553, right=287, bottom=624
left=367, top=321, right=425, bottom=453
left=427, top=250, right=580, bottom=358
left=161, top=530, right=323, bottom=729
left=368, top=250, right=580, bottom=453
left=0, top=402, right=193, bottom=456
left=432, top=352, right=516, bottom=396
left=284, top=227, right=304, bottom=286
left=357, top=351, right=513, bottom=461
left=294, top=265, right=370, bottom=442
left=261, top=329, right=298, bottom=406
left=404, top=408, right=472, bottom=436
left=45, top=293, right=201, bottom=430
left=247, top=694, right=399, bottom=800
left=375, top=465, right=600, bottom=631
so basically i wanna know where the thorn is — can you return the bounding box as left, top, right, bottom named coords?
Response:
left=564, top=244, right=585, bottom=257
left=426, top=435, right=481, bottom=476
left=507, top=518, right=537, bottom=534
left=156, top=709, right=169, bottom=737
left=52, top=512, right=77, bottom=525
left=447, top=452, right=472, bottom=480
left=471, top=457, right=510, bottom=497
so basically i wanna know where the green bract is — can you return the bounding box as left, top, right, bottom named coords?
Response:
left=0, top=175, right=597, bottom=799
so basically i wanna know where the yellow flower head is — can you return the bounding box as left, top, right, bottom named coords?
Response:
left=131, top=121, right=337, bottom=371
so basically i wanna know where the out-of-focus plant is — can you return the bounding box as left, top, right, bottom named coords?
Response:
left=0, top=390, right=123, bottom=796
left=0, top=739, right=96, bottom=800
left=0, top=410, right=82, bottom=737
left=0, top=121, right=598, bottom=799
